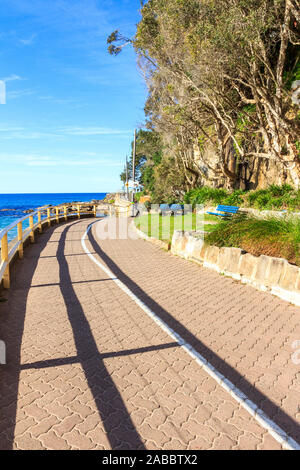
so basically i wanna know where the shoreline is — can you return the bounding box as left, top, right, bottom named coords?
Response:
left=0, top=193, right=112, bottom=240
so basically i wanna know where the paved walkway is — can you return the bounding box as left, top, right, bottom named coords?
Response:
left=0, top=217, right=299, bottom=450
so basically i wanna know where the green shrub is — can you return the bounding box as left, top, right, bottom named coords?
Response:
left=223, top=190, right=244, bottom=206
left=184, top=187, right=228, bottom=206
left=206, top=215, right=300, bottom=266
left=286, top=192, right=300, bottom=210
left=184, top=185, right=300, bottom=211
left=245, top=185, right=299, bottom=210
left=246, top=189, right=268, bottom=207
left=134, top=192, right=142, bottom=202
left=268, top=184, right=293, bottom=197
left=269, top=197, right=284, bottom=209
left=255, top=193, right=273, bottom=209
left=144, top=200, right=151, bottom=211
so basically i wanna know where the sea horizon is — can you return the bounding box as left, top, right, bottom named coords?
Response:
left=0, top=192, right=107, bottom=239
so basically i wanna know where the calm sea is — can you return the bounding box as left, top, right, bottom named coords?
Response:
left=0, top=193, right=106, bottom=240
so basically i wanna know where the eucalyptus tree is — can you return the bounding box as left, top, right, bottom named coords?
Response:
left=109, top=0, right=300, bottom=189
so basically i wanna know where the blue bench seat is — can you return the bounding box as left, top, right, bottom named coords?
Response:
left=207, top=205, right=239, bottom=217
left=169, top=204, right=184, bottom=215
left=159, top=204, right=172, bottom=215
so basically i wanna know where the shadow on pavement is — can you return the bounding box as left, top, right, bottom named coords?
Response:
left=0, top=225, right=57, bottom=449
left=57, top=222, right=146, bottom=450
left=20, top=341, right=179, bottom=370
left=88, top=222, right=300, bottom=446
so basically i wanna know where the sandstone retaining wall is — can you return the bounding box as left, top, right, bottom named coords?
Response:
left=171, top=230, right=300, bottom=307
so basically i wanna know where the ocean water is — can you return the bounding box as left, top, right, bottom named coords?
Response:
left=0, top=193, right=106, bottom=241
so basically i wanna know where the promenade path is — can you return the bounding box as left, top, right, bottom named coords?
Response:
left=0, top=217, right=299, bottom=450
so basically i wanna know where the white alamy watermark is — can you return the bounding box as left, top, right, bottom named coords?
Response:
left=0, top=80, right=6, bottom=104
left=0, top=340, right=6, bottom=364
left=96, top=204, right=205, bottom=241
left=291, top=340, right=300, bottom=365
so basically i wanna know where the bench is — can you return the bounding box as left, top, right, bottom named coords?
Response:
left=169, top=204, right=184, bottom=215
left=159, top=204, right=192, bottom=216
left=159, top=204, right=173, bottom=215
left=207, top=205, right=239, bottom=218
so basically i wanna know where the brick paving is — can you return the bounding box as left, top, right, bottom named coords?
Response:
left=0, top=217, right=299, bottom=450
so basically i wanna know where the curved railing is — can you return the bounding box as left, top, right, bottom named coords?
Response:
left=0, top=203, right=97, bottom=289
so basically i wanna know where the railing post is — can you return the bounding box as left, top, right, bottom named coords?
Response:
left=56, top=207, right=59, bottom=224
left=38, top=211, right=42, bottom=233
left=1, top=233, right=10, bottom=289
left=29, top=215, right=35, bottom=243
left=17, top=222, right=23, bottom=259
left=77, top=205, right=80, bottom=219
left=93, top=205, right=97, bottom=217
left=47, top=208, right=51, bottom=227
left=64, top=205, right=68, bottom=222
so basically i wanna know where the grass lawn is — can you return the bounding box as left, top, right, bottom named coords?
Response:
left=135, top=213, right=217, bottom=242
left=135, top=211, right=300, bottom=266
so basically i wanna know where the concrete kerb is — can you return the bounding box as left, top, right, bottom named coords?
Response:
left=133, top=223, right=170, bottom=251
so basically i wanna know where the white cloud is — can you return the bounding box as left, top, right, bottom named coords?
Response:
left=0, top=131, right=60, bottom=140
left=58, top=126, right=131, bottom=136
left=1, top=74, right=23, bottom=82
left=24, top=154, right=123, bottom=167
left=7, top=88, right=35, bottom=100
left=6, top=0, right=109, bottom=33
left=0, top=125, right=25, bottom=132
left=19, top=34, right=37, bottom=46
left=26, top=160, right=58, bottom=166
left=0, top=151, right=123, bottom=167
left=38, top=95, right=79, bottom=105
left=0, top=123, right=132, bottom=140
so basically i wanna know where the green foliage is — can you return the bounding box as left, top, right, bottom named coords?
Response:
left=284, top=61, right=300, bottom=90
left=268, top=184, right=294, bottom=197
left=206, top=215, right=300, bottom=266
left=144, top=200, right=152, bottom=212
left=107, top=30, right=132, bottom=56
left=184, top=187, right=245, bottom=207
left=295, top=141, right=300, bottom=160
left=223, top=190, right=245, bottom=206
left=184, top=187, right=228, bottom=206
left=110, top=0, right=299, bottom=196
left=184, top=185, right=300, bottom=211
left=255, top=193, right=272, bottom=209
left=120, top=129, right=163, bottom=196
left=246, top=185, right=298, bottom=210
left=134, top=192, right=143, bottom=202
left=236, top=105, right=256, bottom=132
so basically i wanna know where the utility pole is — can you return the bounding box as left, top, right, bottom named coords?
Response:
left=125, top=155, right=129, bottom=200
left=132, top=129, right=136, bottom=202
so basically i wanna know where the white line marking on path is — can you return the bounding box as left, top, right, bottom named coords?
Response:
left=81, top=220, right=299, bottom=451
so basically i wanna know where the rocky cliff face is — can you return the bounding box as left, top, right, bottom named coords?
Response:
left=193, top=143, right=297, bottom=190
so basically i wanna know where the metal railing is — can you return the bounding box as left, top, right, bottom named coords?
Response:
left=0, top=203, right=97, bottom=289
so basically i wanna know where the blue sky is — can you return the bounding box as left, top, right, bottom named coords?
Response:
left=0, top=0, right=146, bottom=193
